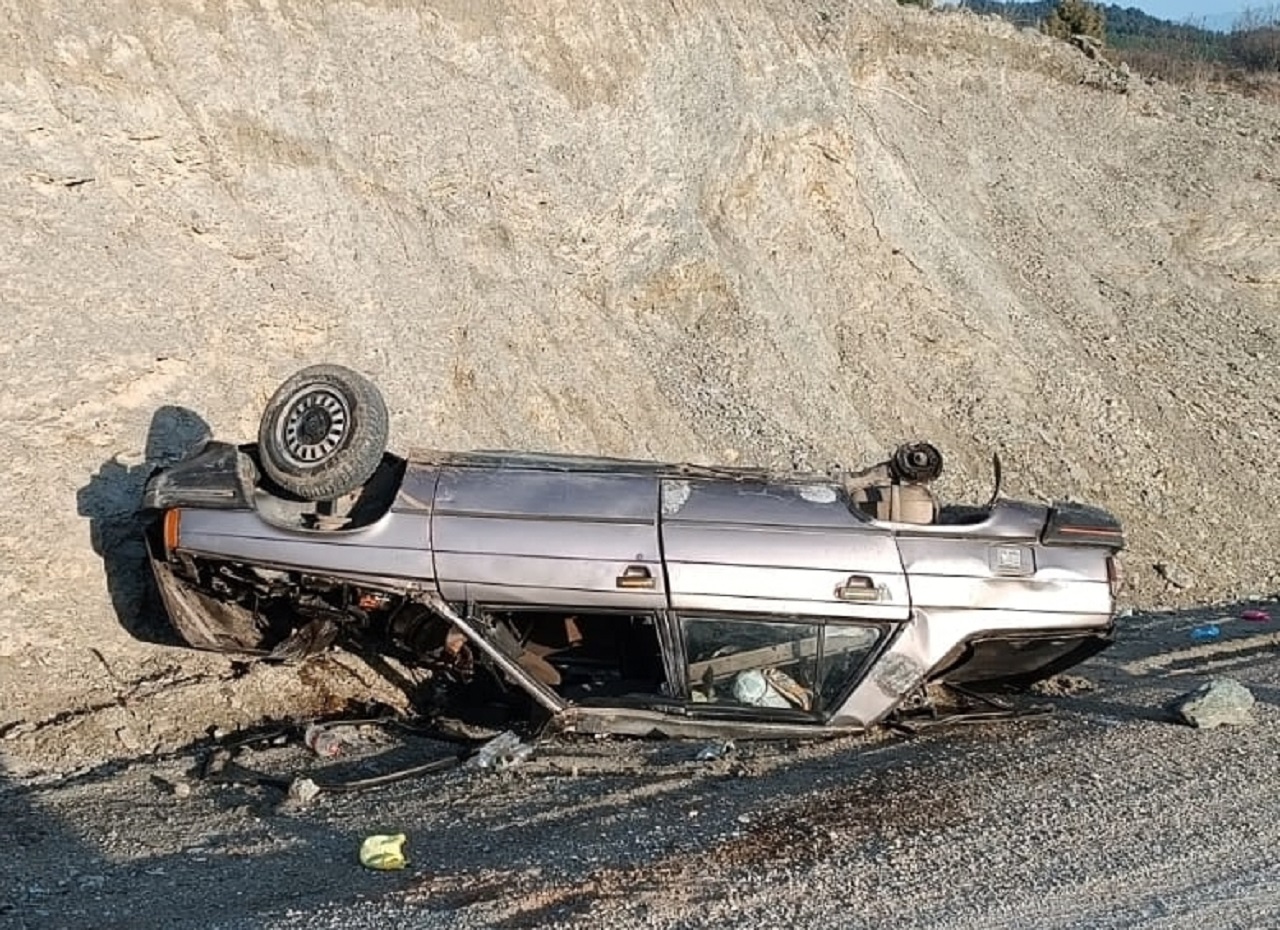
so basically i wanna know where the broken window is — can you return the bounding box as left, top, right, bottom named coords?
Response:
left=682, top=616, right=882, bottom=715
left=485, top=609, right=666, bottom=702
left=817, top=624, right=882, bottom=709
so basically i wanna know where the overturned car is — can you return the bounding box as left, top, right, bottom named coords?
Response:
left=143, top=365, right=1124, bottom=739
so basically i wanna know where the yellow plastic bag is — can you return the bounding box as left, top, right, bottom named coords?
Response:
left=359, top=833, right=407, bottom=870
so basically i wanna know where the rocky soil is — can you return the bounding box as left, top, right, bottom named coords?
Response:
left=0, top=1, right=1278, bottom=907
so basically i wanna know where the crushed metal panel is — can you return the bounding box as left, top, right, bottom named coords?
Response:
left=390, top=463, right=442, bottom=513
left=561, top=705, right=857, bottom=740
left=418, top=594, right=564, bottom=715
left=896, top=535, right=1112, bottom=614
left=149, top=543, right=269, bottom=653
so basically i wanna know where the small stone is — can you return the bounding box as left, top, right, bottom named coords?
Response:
left=1155, top=562, right=1195, bottom=589
left=285, top=777, right=321, bottom=806
left=1030, top=674, right=1094, bottom=697
left=115, top=726, right=141, bottom=752
left=171, top=781, right=192, bottom=799
left=1168, top=678, right=1255, bottom=729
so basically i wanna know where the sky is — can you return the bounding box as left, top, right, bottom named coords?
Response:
left=1127, top=1, right=1231, bottom=17
left=942, top=2, right=1271, bottom=31
left=1121, top=2, right=1250, bottom=28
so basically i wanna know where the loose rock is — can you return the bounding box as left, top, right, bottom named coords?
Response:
left=1155, top=562, right=1196, bottom=590
left=285, top=777, right=321, bottom=806
left=1030, top=674, right=1094, bottom=697
left=1168, top=678, right=1256, bottom=729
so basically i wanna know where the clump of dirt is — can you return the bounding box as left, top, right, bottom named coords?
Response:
left=1, top=0, right=1276, bottom=767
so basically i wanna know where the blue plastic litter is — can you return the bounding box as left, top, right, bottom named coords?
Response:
left=1190, top=624, right=1221, bottom=642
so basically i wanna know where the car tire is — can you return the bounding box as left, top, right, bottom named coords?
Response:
left=257, top=364, right=389, bottom=501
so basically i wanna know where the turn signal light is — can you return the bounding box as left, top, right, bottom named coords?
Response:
left=163, top=509, right=182, bottom=554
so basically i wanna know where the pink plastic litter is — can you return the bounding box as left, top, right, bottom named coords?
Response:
left=1240, top=609, right=1271, bottom=622
left=304, top=724, right=343, bottom=757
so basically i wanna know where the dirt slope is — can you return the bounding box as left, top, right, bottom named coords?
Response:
left=0, top=0, right=1277, bottom=764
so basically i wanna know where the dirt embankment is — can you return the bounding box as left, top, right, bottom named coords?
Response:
left=0, top=0, right=1276, bottom=767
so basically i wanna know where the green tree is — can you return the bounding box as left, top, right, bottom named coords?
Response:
left=1228, top=8, right=1280, bottom=71
left=1044, top=0, right=1106, bottom=43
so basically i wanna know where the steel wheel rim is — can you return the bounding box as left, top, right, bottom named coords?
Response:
left=275, top=386, right=351, bottom=469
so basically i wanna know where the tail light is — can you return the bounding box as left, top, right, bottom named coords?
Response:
left=1106, top=555, right=1122, bottom=598
left=163, top=509, right=182, bottom=554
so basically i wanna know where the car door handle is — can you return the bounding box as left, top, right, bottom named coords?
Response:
left=616, top=565, right=656, bottom=589
left=835, top=575, right=884, bottom=602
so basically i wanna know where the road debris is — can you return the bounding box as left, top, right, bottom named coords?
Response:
left=1029, top=674, right=1094, bottom=697
left=151, top=775, right=192, bottom=799
left=304, top=723, right=344, bottom=758
left=465, top=731, right=533, bottom=771
left=1168, top=678, right=1255, bottom=729
left=359, top=834, right=407, bottom=870
left=1189, top=623, right=1221, bottom=642
left=696, top=740, right=736, bottom=761
left=286, top=777, right=321, bottom=806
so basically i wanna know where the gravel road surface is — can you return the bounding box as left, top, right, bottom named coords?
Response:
left=4, top=604, right=1277, bottom=929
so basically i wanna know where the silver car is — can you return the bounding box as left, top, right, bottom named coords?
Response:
left=143, top=365, right=1124, bottom=739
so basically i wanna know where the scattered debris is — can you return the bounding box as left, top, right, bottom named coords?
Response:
left=1241, top=609, right=1271, bottom=622
left=696, top=740, right=736, bottom=761
left=359, top=834, right=407, bottom=870
left=465, top=730, right=533, bottom=771
left=1029, top=674, right=1095, bottom=697
left=1189, top=623, right=1221, bottom=642
left=304, top=723, right=344, bottom=758
left=286, top=777, right=321, bottom=806
left=1168, top=678, right=1255, bottom=729
left=151, top=775, right=192, bottom=799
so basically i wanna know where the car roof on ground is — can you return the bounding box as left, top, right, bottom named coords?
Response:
left=406, top=448, right=840, bottom=486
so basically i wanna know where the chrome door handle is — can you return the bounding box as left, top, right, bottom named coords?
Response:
left=835, top=575, right=883, bottom=602
left=616, top=565, right=655, bottom=589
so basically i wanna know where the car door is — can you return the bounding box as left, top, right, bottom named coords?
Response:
left=431, top=461, right=665, bottom=609
left=658, top=477, right=911, bottom=622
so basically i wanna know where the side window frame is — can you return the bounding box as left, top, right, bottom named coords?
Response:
left=673, top=612, right=890, bottom=719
